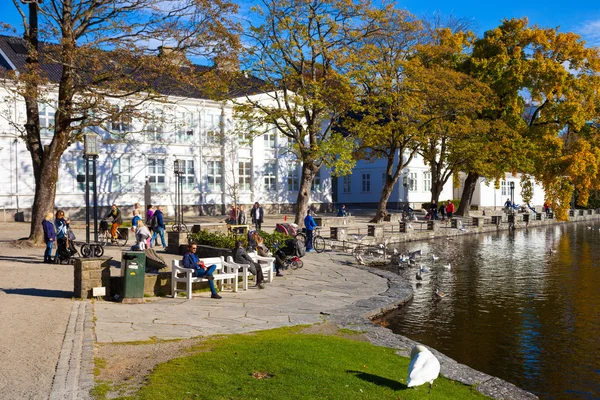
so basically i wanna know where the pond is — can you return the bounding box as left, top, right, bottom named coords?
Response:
left=381, top=222, right=600, bottom=400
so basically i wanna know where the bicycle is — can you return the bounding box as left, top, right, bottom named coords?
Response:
left=296, top=227, right=325, bottom=253
left=171, top=223, right=188, bottom=233
left=98, top=219, right=128, bottom=246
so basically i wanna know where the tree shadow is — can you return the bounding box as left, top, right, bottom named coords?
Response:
left=346, top=370, right=407, bottom=391
left=0, top=255, right=44, bottom=265
left=1, top=288, right=73, bottom=298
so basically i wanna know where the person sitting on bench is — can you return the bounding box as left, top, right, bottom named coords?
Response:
left=182, top=244, right=221, bottom=299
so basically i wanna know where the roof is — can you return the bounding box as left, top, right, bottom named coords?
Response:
left=0, top=35, right=265, bottom=100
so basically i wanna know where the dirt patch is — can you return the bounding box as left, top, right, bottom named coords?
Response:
left=300, top=322, right=370, bottom=342
left=94, top=337, right=206, bottom=398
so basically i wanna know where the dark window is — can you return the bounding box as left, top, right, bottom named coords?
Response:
left=8, top=41, right=28, bottom=55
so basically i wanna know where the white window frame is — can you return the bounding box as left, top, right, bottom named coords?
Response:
left=110, top=105, right=132, bottom=133
left=112, top=156, right=132, bottom=191
left=76, top=158, right=86, bottom=192
left=287, top=163, right=300, bottom=191
left=180, top=159, right=195, bottom=191
left=343, top=175, right=351, bottom=193
left=148, top=158, right=166, bottom=191
left=311, top=169, right=321, bottom=193
left=204, top=113, right=221, bottom=145
left=410, top=172, right=418, bottom=191
left=206, top=160, right=222, bottom=192
left=264, top=161, right=277, bottom=192
left=176, top=111, right=195, bottom=144
left=423, top=172, right=431, bottom=192
left=39, top=101, right=56, bottom=136
left=362, top=173, right=371, bottom=193
left=264, top=128, right=276, bottom=149
left=239, top=160, right=252, bottom=192
left=501, top=180, right=508, bottom=196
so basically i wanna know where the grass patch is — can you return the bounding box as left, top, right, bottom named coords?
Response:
left=337, top=328, right=365, bottom=336
left=94, top=357, right=107, bottom=376
left=118, top=327, right=488, bottom=399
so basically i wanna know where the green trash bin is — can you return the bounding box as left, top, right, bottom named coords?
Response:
left=121, top=251, right=146, bottom=304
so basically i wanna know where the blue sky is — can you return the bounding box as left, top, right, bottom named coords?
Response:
left=2, top=1, right=600, bottom=47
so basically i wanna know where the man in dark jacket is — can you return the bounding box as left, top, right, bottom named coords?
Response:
left=104, top=204, right=123, bottom=242
left=151, top=205, right=166, bottom=248
left=304, top=209, right=317, bottom=252
left=251, top=202, right=264, bottom=231
left=232, top=240, right=265, bottom=289
left=182, top=244, right=221, bottom=299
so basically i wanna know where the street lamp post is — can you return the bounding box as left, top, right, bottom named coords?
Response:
left=173, top=159, right=185, bottom=232
left=402, top=174, right=412, bottom=215
left=510, top=181, right=515, bottom=214
left=83, top=133, right=100, bottom=252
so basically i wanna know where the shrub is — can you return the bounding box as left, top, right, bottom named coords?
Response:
left=188, top=229, right=291, bottom=252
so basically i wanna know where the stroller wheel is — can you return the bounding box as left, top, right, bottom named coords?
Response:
left=94, top=246, right=104, bottom=257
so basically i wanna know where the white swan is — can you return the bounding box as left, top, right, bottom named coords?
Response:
left=407, top=344, right=441, bottom=392
left=431, top=254, right=439, bottom=261
left=443, top=264, right=451, bottom=270
left=419, top=265, right=430, bottom=273
left=434, top=288, right=446, bottom=298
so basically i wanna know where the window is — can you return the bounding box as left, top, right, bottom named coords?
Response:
left=343, top=175, right=351, bottom=193
left=423, top=172, right=431, bottom=192
left=362, top=173, right=371, bottom=193
left=112, top=156, right=131, bottom=191
left=207, top=160, right=222, bottom=192
left=176, top=112, right=195, bottom=143
left=287, top=164, right=300, bottom=191
left=180, top=159, right=195, bottom=191
left=501, top=180, right=508, bottom=196
left=311, top=169, right=321, bottom=192
left=148, top=158, right=166, bottom=190
left=264, top=161, right=277, bottom=192
left=76, top=158, right=86, bottom=192
left=204, top=113, right=221, bottom=145
left=110, top=105, right=132, bottom=133
left=409, top=172, right=418, bottom=191
left=239, top=161, right=252, bottom=191
left=264, top=128, right=276, bottom=149
left=39, top=102, right=55, bottom=136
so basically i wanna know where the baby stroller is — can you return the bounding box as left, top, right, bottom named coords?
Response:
left=274, top=241, right=303, bottom=270
left=55, top=228, right=79, bottom=264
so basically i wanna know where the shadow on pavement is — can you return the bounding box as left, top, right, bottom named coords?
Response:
left=346, top=370, right=406, bottom=391
left=0, top=288, right=73, bottom=298
left=0, top=255, right=42, bottom=265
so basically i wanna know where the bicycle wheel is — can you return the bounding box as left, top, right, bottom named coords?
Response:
left=80, top=244, right=91, bottom=258
left=294, top=259, right=303, bottom=269
left=290, top=259, right=300, bottom=270
left=313, top=236, right=326, bottom=253
left=93, top=245, right=104, bottom=257
left=117, top=231, right=128, bottom=247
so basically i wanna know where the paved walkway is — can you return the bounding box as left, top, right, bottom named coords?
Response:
left=94, top=251, right=388, bottom=342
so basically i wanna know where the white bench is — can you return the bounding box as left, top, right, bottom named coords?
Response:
left=248, top=251, right=275, bottom=283
left=171, top=256, right=244, bottom=299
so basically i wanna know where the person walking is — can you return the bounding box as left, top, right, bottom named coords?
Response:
left=237, top=205, right=247, bottom=225
left=42, top=212, right=56, bottom=263
left=304, top=209, right=317, bottom=252
left=429, top=200, right=438, bottom=220
left=251, top=202, right=264, bottom=231
left=439, top=202, right=447, bottom=222
left=182, top=244, right=221, bottom=299
left=232, top=240, right=265, bottom=289
left=104, top=204, right=123, bottom=243
left=150, top=205, right=166, bottom=249
left=132, top=220, right=151, bottom=251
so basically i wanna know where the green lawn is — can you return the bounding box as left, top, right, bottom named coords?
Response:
left=106, top=326, right=488, bottom=400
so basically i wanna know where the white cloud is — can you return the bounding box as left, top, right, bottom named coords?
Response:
left=577, top=19, right=600, bottom=47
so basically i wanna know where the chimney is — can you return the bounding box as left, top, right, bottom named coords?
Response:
left=158, top=46, right=188, bottom=66
left=213, top=54, right=239, bottom=73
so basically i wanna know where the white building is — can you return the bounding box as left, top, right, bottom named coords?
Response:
left=0, top=36, right=332, bottom=220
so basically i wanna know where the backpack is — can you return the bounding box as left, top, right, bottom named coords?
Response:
left=151, top=214, right=159, bottom=229
left=294, top=239, right=306, bottom=258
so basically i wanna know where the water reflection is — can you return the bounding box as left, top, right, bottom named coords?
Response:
left=382, top=223, right=600, bottom=400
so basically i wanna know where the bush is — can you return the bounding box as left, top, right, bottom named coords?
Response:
left=188, top=229, right=291, bottom=252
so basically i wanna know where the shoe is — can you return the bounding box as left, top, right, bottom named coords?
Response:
left=204, top=274, right=215, bottom=281
left=257, top=283, right=265, bottom=289
left=211, top=293, right=222, bottom=299
left=276, top=272, right=283, bottom=277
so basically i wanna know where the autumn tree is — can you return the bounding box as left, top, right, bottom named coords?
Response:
left=234, top=0, right=390, bottom=225
left=2, top=0, right=239, bottom=242
left=467, top=18, right=600, bottom=220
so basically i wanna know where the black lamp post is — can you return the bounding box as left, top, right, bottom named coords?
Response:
left=84, top=132, right=100, bottom=250
left=173, top=159, right=185, bottom=232
left=510, top=181, right=515, bottom=214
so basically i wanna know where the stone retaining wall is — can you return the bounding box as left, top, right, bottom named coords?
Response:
left=73, top=258, right=112, bottom=299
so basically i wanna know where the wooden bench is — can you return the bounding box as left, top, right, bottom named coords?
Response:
left=171, top=256, right=244, bottom=299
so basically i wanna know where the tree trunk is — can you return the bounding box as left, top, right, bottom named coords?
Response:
left=456, top=172, right=479, bottom=217
left=28, top=156, right=61, bottom=243
left=372, top=152, right=402, bottom=223
left=294, top=161, right=318, bottom=225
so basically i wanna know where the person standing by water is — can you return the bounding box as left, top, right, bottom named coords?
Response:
left=42, top=212, right=56, bottom=263
left=446, top=201, right=455, bottom=220
left=182, top=244, right=221, bottom=299
left=429, top=200, right=438, bottom=220
left=439, top=202, right=447, bottom=222
left=304, top=209, right=317, bottom=252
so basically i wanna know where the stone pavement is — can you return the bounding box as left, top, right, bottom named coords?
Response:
left=94, top=251, right=387, bottom=342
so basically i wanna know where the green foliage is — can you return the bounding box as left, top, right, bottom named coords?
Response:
left=125, top=327, right=488, bottom=400
left=188, top=229, right=291, bottom=251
